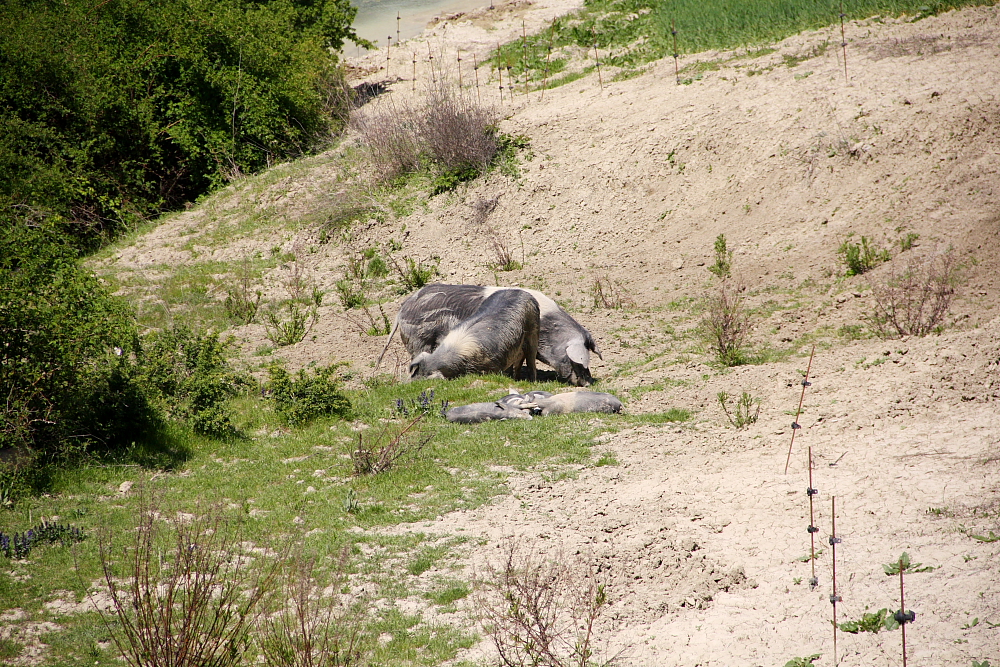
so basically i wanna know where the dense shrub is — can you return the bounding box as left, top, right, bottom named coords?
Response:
left=137, top=327, right=251, bottom=437
left=265, top=364, right=351, bottom=425
left=0, top=0, right=365, bottom=247
left=0, top=226, right=154, bottom=462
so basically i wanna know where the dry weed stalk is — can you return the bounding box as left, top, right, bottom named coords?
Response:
left=590, top=275, right=632, bottom=310
left=486, top=225, right=522, bottom=271
left=702, top=278, right=752, bottom=366
left=258, top=547, right=370, bottom=667
left=474, top=539, right=619, bottom=667
left=868, top=249, right=959, bottom=338
left=350, top=415, right=432, bottom=475
left=95, top=489, right=281, bottom=667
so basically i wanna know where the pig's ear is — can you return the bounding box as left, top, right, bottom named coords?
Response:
left=567, top=341, right=590, bottom=365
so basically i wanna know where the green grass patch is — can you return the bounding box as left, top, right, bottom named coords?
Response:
left=491, top=0, right=991, bottom=82
left=0, top=371, right=692, bottom=665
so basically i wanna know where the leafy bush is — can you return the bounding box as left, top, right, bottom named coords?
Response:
left=868, top=250, right=960, bottom=338
left=0, top=225, right=154, bottom=463
left=1, top=0, right=365, bottom=247
left=391, top=256, right=439, bottom=293
left=265, top=364, right=351, bottom=425
left=137, top=326, right=249, bottom=437
left=839, top=235, right=890, bottom=276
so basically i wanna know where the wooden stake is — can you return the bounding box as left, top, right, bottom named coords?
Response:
left=807, top=447, right=818, bottom=588
left=522, top=20, right=529, bottom=95
left=830, top=496, right=841, bottom=667
left=784, top=344, right=816, bottom=474
left=672, top=19, right=680, bottom=84
left=473, top=53, right=481, bottom=104
left=593, top=28, right=602, bottom=90
left=899, top=561, right=908, bottom=667
left=839, top=0, right=849, bottom=84
left=457, top=49, right=463, bottom=89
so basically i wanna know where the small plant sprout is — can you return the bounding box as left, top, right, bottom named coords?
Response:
left=883, top=552, right=934, bottom=575
left=717, top=390, right=760, bottom=428
left=970, top=531, right=999, bottom=543
left=838, top=235, right=890, bottom=276
left=839, top=608, right=900, bottom=634
left=784, top=655, right=821, bottom=667
left=708, top=233, right=733, bottom=278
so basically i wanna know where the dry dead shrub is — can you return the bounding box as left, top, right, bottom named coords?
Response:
left=258, top=547, right=370, bottom=667
left=474, top=539, right=621, bottom=667
left=349, top=80, right=499, bottom=185
left=589, top=275, right=632, bottom=310
left=418, top=82, right=499, bottom=175
left=349, top=96, right=422, bottom=183
left=702, top=278, right=753, bottom=366
left=94, top=489, right=281, bottom=667
left=350, top=415, right=432, bottom=475
left=486, top=226, right=522, bottom=271
left=868, top=249, right=960, bottom=338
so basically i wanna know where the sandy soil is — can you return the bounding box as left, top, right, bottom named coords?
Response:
left=98, top=2, right=1000, bottom=665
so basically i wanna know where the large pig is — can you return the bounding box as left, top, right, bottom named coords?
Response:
left=378, top=284, right=601, bottom=386
left=407, top=289, right=539, bottom=381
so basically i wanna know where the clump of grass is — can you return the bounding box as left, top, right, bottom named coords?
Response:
left=224, top=258, right=262, bottom=325
left=717, top=390, right=760, bottom=428
left=474, top=538, right=619, bottom=667
left=390, top=255, right=439, bottom=293
left=486, top=228, right=523, bottom=271
left=839, top=235, right=890, bottom=276
left=868, top=249, right=959, bottom=338
left=702, top=279, right=753, bottom=366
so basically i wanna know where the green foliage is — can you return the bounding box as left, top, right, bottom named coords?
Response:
left=883, top=551, right=934, bottom=574
left=718, top=391, right=760, bottom=428
left=137, top=326, right=249, bottom=437
left=838, top=235, right=890, bottom=276
left=0, top=520, right=85, bottom=559
left=392, top=256, right=439, bottom=293
left=899, top=232, right=920, bottom=252
left=265, top=364, right=352, bottom=425
left=708, top=233, right=733, bottom=279
left=492, top=0, right=987, bottom=83
left=838, top=607, right=900, bottom=633
left=432, top=164, right=482, bottom=195
left=1, top=0, right=366, bottom=247
left=784, top=655, right=821, bottom=667
left=971, top=660, right=992, bottom=667
left=970, top=531, right=1000, bottom=543
left=335, top=279, right=369, bottom=310
left=0, top=225, right=153, bottom=462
